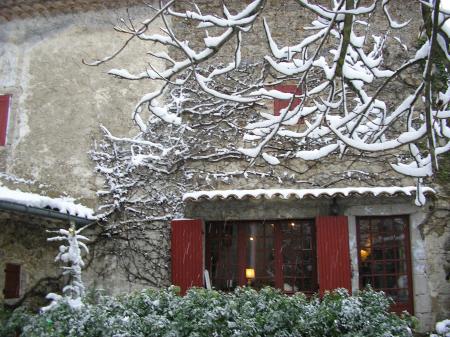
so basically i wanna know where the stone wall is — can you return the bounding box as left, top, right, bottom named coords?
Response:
left=422, top=197, right=450, bottom=324
left=167, top=0, right=425, bottom=189
left=171, top=1, right=449, bottom=332
left=0, top=215, right=61, bottom=307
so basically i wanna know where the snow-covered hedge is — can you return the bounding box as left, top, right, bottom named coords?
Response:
left=430, top=319, right=450, bottom=337
left=1, top=287, right=415, bottom=337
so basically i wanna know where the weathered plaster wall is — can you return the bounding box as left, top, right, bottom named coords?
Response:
left=0, top=215, right=61, bottom=306
left=82, top=219, right=171, bottom=294
left=0, top=213, right=157, bottom=307
left=0, top=4, right=166, bottom=208
left=0, top=3, right=169, bottom=303
left=422, top=198, right=450, bottom=324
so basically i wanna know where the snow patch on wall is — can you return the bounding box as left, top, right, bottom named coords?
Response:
left=413, top=237, right=427, bottom=261
left=17, top=50, right=32, bottom=141
left=0, top=44, right=19, bottom=87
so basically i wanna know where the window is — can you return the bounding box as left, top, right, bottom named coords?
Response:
left=0, top=94, right=11, bottom=146
left=273, top=84, right=304, bottom=124
left=3, top=263, right=21, bottom=299
left=278, top=220, right=317, bottom=293
left=357, top=216, right=414, bottom=313
left=205, top=220, right=317, bottom=294
left=171, top=216, right=351, bottom=295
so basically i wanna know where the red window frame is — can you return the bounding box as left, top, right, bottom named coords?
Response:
left=205, top=219, right=318, bottom=294
left=172, top=216, right=351, bottom=295
left=0, top=95, right=11, bottom=146
left=356, top=215, right=414, bottom=314
left=3, top=263, right=21, bottom=299
left=273, top=84, right=304, bottom=124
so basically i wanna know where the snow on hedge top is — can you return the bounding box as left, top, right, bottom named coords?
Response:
left=0, top=186, right=96, bottom=219
left=183, top=186, right=434, bottom=202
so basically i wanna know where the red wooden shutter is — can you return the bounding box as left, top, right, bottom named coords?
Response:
left=316, top=216, right=351, bottom=295
left=171, top=219, right=203, bottom=295
left=274, top=223, right=284, bottom=290
left=3, top=263, right=21, bottom=299
left=273, top=85, right=302, bottom=122
left=0, top=95, right=11, bottom=146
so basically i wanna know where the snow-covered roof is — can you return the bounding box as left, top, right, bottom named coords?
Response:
left=0, top=186, right=96, bottom=219
left=183, top=186, right=435, bottom=202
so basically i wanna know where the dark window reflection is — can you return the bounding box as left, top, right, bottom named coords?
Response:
left=205, top=220, right=317, bottom=294
left=357, top=216, right=410, bottom=304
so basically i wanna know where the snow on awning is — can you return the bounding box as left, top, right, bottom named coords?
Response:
left=0, top=186, right=96, bottom=219
left=183, top=186, right=435, bottom=202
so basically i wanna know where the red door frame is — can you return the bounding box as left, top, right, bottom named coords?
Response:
left=356, top=215, right=414, bottom=314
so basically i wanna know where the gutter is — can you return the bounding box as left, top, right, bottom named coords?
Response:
left=0, top=200, right=95, bottom=226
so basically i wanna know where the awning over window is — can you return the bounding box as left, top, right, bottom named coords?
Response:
left=183, top=186, right=434, bottom=202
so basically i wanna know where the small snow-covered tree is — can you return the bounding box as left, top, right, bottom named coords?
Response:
left=42, top=223, right=89, bottom=311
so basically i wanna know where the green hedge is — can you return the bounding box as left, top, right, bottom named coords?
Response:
left=1, top=287, right=415, bottom=337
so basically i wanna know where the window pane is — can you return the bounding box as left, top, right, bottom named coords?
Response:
left=281, top=220, right=317, bottom=293
left=374, top=262, right=384, bottom=273
left=205, top=222, right=238, bottom=291
left=206, top=220, right=317, bottom=294
left=357, top=216, right=411, bottom=308
left=386, top=275, right=397, bottom=288
left=247, top=222, right=274, bottom=288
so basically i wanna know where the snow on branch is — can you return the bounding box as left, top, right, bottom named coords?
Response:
left=90, top=0, right=449, bottom=192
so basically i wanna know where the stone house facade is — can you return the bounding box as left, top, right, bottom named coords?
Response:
left=0, top=0, right=448, bottom=333
left=0, top=0, right=167, bottom=304
left=166, top=1, right=450, bottom=331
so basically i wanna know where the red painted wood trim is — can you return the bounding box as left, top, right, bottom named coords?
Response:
left=171, top=219, right=203, bottom=295
left=316, top=216, right=351, bottom=295
left=274, top=223, right=284, bottom=289
left=0, top=95, right=11, bottom=146
left=4, top=263, right=21, bottom=299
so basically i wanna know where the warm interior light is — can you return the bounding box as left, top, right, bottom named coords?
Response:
left=245, top=268, right=255, bottom=279
left=290, top=222, right=295, bottom=227
left=360, top=249, right=370, bottom=262
left=249, top=236, right=254, bottom=241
